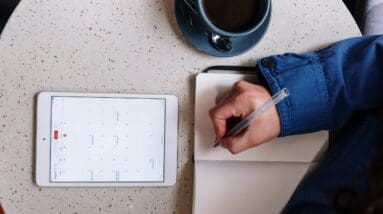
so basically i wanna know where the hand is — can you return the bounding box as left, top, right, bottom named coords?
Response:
left=209, top=81, right=281, bottom=154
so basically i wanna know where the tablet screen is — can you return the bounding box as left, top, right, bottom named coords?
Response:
left=50, top=96, right=165, bottom=183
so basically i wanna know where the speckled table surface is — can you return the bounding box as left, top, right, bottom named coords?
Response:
left=0, top=0, right=360, bottom=213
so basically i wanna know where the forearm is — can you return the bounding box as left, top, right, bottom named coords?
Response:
left=257, top=35, right=383, bottom=136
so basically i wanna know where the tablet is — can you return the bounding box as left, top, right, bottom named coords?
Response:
left=35, top=92, right=178, bottom=187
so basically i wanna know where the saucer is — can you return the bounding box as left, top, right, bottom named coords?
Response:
left=175, top=0, right=271, bottom=57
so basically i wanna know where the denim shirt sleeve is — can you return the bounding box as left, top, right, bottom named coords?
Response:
left=257, top=35, right=383, bottom=136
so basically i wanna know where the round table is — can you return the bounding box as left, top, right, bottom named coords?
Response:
left=0, top=0, right=361, bottom=213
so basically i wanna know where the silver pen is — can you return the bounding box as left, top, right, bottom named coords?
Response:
left=213, top=88, right=290, bottom=148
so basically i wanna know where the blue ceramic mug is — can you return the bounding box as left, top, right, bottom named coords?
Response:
left=182, top=0, right=271, bottom=52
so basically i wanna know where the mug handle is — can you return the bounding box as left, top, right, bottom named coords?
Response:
left=209, top=33, right=232, bottom=52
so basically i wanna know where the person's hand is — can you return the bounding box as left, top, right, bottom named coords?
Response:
left=209, top=81, right=281, bottom=154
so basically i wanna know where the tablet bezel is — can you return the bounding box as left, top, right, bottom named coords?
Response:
left=35, top=91, right=178, bottom=187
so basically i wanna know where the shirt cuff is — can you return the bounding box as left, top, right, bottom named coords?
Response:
left=257, top=52, right=329, bottom=136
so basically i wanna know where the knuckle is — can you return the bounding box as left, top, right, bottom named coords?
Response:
left=233, top=80, right=246, bottom=90
left=241, top=91, right=252, bottom=100
left=209, top=108, right=217, bottom=118
left=242, top=92, right=260, bottom=108
left=235, top=92, right=253, bottom=106
left=232, top=95, right=242, bottom=103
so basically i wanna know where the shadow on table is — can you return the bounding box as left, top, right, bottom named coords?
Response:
left=163, top=0, right=180, bottom=36
left=31, top=94, right=38, bottom=184
left=162, top=0, right=204, bottom=56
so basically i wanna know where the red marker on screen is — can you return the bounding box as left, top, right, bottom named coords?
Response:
left=54, top=130, right=58, bottom=140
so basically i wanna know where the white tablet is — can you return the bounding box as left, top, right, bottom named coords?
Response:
left=35, top=92, right=178, bottom=187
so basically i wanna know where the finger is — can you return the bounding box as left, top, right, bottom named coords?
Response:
left=211, top=117, right=226, bottom=138
left=209, top=100, right=242, bottom=138
left=223, top=133, right=253, bottom=154
left=232, top=80, right=256, bottom=92
left=217, top=90, right=238, bottom=105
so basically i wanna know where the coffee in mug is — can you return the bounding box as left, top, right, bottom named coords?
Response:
left=202, top=0, right=261, bottom=33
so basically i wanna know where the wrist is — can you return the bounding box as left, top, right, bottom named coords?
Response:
left=256, top=53, right=329, bottom=136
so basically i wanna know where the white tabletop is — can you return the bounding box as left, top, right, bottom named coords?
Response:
left=0, top=0, right=360, bottom=213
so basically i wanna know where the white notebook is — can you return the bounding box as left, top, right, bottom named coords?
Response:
left=193, top=72, right=328, bottom=214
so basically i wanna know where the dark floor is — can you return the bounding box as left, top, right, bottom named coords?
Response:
left=0, top=0, right=19, bottom=33
left=343, top=0, right=359, bottom=16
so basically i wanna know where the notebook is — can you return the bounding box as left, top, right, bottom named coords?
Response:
left=193, top=72, right=328, bottom=214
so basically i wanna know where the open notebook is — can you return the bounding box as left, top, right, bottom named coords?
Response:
left=193, top=72, right=328, bottom=214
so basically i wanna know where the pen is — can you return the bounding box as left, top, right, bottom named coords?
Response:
left=213, top=88, right=290, bottom=148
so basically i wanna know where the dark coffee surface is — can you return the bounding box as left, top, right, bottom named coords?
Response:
left=203, top=0, right=260, bottom=33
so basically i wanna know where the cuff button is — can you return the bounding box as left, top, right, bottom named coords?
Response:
left=262, top=57, right=276, bottom=68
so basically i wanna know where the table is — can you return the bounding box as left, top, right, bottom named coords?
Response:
left=0, top=0, right=361, bottom=213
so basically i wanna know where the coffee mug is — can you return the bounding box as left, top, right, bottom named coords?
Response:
left=182, top=0, right=271, bottom=52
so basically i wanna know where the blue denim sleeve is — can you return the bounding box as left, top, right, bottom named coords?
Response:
left=257, top=35, right=383, bottom=136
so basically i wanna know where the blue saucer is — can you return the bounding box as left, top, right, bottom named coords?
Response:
left=175, top=0, right=271, bottom=57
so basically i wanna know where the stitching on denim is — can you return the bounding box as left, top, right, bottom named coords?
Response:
left=311, top=52, right=330, bottom=129
left=258, top=60, right=291, bottom=136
